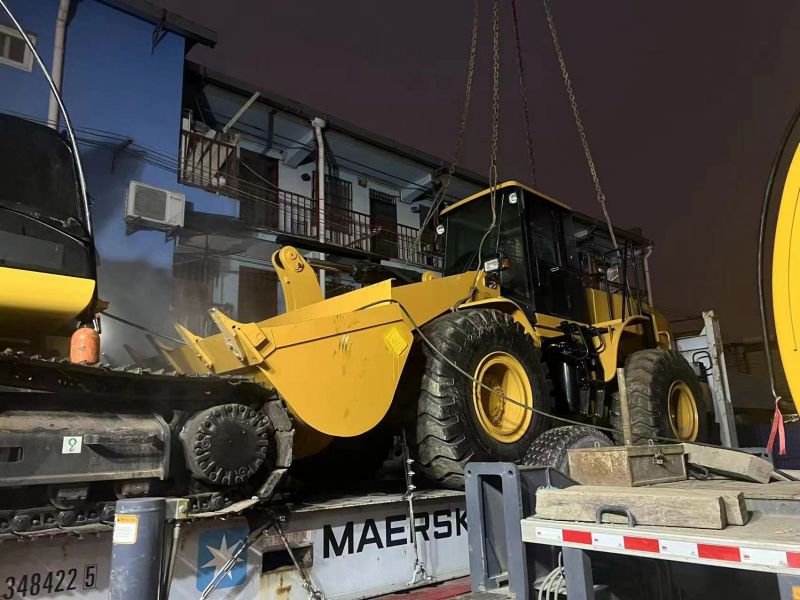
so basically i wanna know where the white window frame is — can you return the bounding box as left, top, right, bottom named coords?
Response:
left=0, top=22, right=36, bottom=72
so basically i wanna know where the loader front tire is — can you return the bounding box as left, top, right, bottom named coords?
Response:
left=610, top=349, right=708, bottom=444
left=414, top=309, right=551, bottom=488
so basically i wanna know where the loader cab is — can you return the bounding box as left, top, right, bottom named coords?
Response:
left=440, top=182, right=589, bottom=323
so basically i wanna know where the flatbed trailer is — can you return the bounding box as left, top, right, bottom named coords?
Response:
left=464, top=464, right=800, bottom=600
left=0, top=488, right=470, bottom=600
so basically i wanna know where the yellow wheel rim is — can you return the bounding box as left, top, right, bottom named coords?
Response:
left=667, top=380, right=699, bottom=441
left=472, top=351, right=533, bottom=443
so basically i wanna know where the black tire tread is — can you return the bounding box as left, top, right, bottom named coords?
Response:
left=610, top=349, right=707, bottom=444
left=523, top=425, right=612, bottom=475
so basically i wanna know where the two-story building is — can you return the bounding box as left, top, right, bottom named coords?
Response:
left=0, top=0, right=486, bottom=363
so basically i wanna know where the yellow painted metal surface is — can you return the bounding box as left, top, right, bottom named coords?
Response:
left=273, top=246, right=323, bottom=311
left=259, top=304, right=413, bottom=437
left=472, top=351, right=533, bottom=443
left=668, top=380, right=699, bottom=441
left=440, top=180, right=571, bottom=216
left=0, top=266, right=94, bottom=321
left=460, top=297, right=540, bottom=343
left=773, top=139, right=800, bottom=414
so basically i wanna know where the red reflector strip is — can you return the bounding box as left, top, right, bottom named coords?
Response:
left=787, top=552, right=800, bottom=568
left=697, top=543, right=741, bottom=562
left=562, top=529, right=592, bottom=545
left=623, top=536, right=660, bottom=553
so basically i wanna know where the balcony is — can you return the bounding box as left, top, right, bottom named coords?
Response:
left=179, top=129, right=441, bottom=269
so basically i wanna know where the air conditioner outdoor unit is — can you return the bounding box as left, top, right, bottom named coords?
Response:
left=125, top=181, right=185, bottom=229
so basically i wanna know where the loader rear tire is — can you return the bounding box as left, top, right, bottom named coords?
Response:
left=522, top=425, right=612, bottom=476
left=610, top=349, right=708, bottom=444
left=413, top=309, right=551, bottom=488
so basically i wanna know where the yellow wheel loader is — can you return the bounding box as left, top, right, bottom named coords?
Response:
left=0, top=4, right=712, bottom=531
left=0, top=112, right=708, bottom=534
left=163, top=181, right=709, bottom=487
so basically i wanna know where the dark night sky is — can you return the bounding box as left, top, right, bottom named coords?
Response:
left=162, top=0, right=800, bottom=340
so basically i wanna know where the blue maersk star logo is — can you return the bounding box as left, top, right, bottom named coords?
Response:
left=196, top=527, right=249, bottom=591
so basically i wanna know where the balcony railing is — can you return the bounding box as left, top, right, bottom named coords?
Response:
left=179, top=129, right=441, bottom=269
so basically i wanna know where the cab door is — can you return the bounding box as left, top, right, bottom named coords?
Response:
left=524, top=192, right=589, bottom=323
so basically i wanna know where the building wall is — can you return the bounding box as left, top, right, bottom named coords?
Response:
left=0, top=1, right=239, bottom=251
left=0, top=0, right=57, bottom=119
left=278, top=160, right=314, bottom=201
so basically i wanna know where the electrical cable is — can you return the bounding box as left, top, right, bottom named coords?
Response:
left=16, top=109, right=459, bottom=228
left=190, top=105, right=467, bottom=201
left=7, top=106, right=464, bottom=204
left=239, top=159, right=282, bottom=190
left=0, top=203, right=89, bottom=244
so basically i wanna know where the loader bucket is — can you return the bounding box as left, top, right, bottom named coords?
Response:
left=165, top=247, right=498, bottom=439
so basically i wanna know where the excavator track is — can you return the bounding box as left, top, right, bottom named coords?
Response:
left=0, top=350, right=294, bottom=538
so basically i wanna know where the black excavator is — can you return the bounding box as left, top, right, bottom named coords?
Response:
left=0, top=113, right=295, bottom=535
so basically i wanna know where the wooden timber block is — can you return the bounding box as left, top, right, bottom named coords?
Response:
left=683, top=443, right=773, bottom=484
left=535, top=485, right=728, bottom=529
left=667, top=488, right=749, bottom=525
left=568, top=444, right=687, bottom=487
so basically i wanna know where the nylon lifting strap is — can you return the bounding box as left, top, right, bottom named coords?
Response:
left=767, top=397, right=787, bottom=456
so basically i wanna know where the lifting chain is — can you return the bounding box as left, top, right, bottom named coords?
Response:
left=489, top=0, right=501, bottom=196
left=511, top=0, right=536, bottom=187
left=274, top=521, right=326, bottom=599
left=465, top=0, right=503, bottom=289
left=415, top=0, right=481, bottom=244
left=463, top=0, right=501, bottom=297
left=542, top=0, right=618, bottom=249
